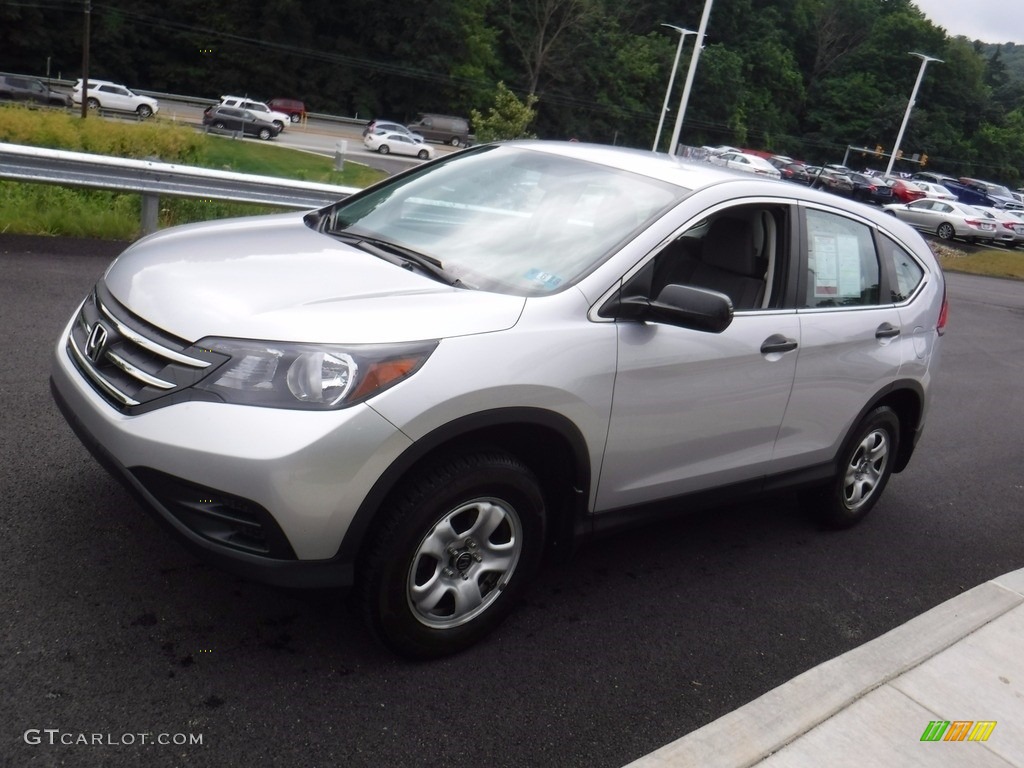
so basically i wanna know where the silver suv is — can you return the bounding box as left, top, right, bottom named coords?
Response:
left=51, top=142, right=947, bottom=658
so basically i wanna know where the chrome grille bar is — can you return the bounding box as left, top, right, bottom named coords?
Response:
left=99, top=302, right=210, bottom=368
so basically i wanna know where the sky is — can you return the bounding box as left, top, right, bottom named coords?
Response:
left=912, top=0, right=1024, bottom=45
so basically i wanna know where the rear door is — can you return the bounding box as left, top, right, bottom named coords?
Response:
left=770, top=204, right=904, bottom=470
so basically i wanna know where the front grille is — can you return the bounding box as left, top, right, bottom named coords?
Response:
left=66, top=284, right=227, bottom=412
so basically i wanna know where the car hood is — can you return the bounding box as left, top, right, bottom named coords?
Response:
left=102, top=213, right=526, bottom=344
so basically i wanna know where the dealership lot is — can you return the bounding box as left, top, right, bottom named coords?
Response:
left=2, top=235, right=1023, bottom=767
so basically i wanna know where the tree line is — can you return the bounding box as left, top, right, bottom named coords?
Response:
left=2, top=0, right=1022, bottom=183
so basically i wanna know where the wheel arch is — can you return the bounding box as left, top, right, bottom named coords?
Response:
left=339, top=407, right=592, bottom=566
left=862, top=381, right=925, bottom=473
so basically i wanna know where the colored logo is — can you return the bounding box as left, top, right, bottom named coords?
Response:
left=921, top=721, right=996, bottom=742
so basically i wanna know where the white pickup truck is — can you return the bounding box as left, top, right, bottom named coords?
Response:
left=218, top=96, right=290, bottom=131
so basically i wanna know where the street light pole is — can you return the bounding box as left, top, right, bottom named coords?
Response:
left=652, top=24, right=696, bottom=152
left=885, top=52, right=942, bottom=176
left=668, top=0, right=716, bottom=156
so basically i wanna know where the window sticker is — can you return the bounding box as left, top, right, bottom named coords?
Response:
left=524, top=269, right=563, bottom=290
left=813, top=233, right=862, bottom=298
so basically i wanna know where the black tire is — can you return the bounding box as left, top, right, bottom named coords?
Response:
left=273, top=120, right=284, bottom=132
left=803, top=406, right=900, bottom=529
left=358, top=450, right=545, bottom=659
left=86, top=97, right=99, bottom=110
left=136, top=104, right=153, bottom=119
left=258, top=127, right=272, bottom=140
left=289, top=113, right=300, bottom=123
left=936, top=222, right=955, bottom=240
left=377, top=144, right=390, bottom=154
left=417, top=149, right=430, bottom=160
left=449, top=137, right=462, bottom=147
left=212, top=121, right=226, bottom=129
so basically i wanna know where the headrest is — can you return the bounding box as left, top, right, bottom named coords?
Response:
left=702, top=217, right=759, bottom=276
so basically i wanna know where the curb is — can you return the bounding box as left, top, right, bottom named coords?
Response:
left=624, top=569, right=1024, bottom=768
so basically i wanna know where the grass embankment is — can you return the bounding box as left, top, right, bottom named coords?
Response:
left=0, top=105, right=385, bottom=240
left=932, top=241, right=1024, bottom=281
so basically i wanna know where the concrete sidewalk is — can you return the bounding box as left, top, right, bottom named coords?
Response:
left=626, top=568, right=1024, bottom=767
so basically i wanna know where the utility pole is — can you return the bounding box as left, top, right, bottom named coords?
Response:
left=80, top=1, right=91, bottom=119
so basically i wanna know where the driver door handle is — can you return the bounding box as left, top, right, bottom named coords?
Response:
left=760, top=334, right=798, bottom=354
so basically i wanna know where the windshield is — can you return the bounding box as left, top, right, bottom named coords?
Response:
left=318, top=145, right=683, bottom=296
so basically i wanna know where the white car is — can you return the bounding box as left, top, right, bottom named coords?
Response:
left=971, top=206, right=1024, bottom=246
left=363, top=131, right=435, bottom=159
left=218, top=96, right=290, bottom=132
left=709, top=151, right=782, bottom=179
left=71, top=79, right=159, bottom=118
left=913, top=181, right=957, bottom=201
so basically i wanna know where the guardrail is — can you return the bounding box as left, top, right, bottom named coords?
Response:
left=0, top=141, right=357, bottom=235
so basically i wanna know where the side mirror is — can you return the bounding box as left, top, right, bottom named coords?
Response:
left=600, top=283, right=734, bottom=333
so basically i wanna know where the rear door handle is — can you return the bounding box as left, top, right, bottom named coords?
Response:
left=875, top=323, right=901, bottom=340
left=760, top=334, right=798, bottom=354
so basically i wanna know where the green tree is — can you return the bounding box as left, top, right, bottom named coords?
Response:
left=470, top=82, right=539, bottom=141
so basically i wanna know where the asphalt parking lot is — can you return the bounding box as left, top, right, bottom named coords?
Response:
left=1, top=234, right=1023, bottom=767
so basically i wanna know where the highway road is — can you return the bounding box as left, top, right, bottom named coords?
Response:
left=2, top=234, right=1023, bottom=767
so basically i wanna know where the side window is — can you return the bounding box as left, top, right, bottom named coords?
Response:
left=644, top=205, right=785, bottom=311
left=879, top=234, right=924, bottom=302
left=803, top=208, right=879, bottom=308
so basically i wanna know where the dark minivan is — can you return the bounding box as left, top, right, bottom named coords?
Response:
left=407, top=113, right=472, bottom=146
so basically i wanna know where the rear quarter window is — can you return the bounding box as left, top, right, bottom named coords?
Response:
left=879, top=233, right=925, bottom=302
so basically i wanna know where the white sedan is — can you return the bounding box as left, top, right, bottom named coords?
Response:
left=363, top=132, right=435, bottom=160
left=708, top=151, right=782, bottom=179
left=913, top=181, right=957, bottom=201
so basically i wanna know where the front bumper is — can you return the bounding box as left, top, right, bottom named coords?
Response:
left=50, top=320, right=413, bottom=588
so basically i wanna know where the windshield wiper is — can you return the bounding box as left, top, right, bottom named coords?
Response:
left=329, top=230, right=463, bottom=287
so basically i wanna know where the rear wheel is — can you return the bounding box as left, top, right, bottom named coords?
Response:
left=417, top=149, right=430, bottom=160
left=936, top=222, right=955, bottom=240
left=212, top=121, right=226, bottom=129
left=358, top=450, right=545, bottom=659
left=377, top=144, right=390, bottom=154
left=86, top=97, right=99, bottom=110
left=803, top=406, right=900, bottom=529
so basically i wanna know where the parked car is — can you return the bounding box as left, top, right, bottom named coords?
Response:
left=362, top=119, right=424, bottom=143
left=884, top=177, right=927, bottom=204
left=970, top=206, right=1024, bottom=246
left=883, top=198, right=998, bottom=243
left=813, top=168, right=854, bottom=195
left=912, top=181, right=957, bottom=201
left=71, top=79, right=158, bottom=118
left=202, top=106, right=281, bottom=140
left=51, top=141, right=946, bottom=659
left=218, top=96, right=289, bottom=132
left=363, top=131, right=435, bottom=159
left=912, top=171, right=958, bottom=187
left=0, top=74, right=71, bottom=107
left=708, top=151, right=782, bottom=179
left=406, top=113, right=471, bottom=146
left=847, top=172, right=894, bottom=205
left=267, top=97, right=306, bottom=123
left=956, top=178, right=1024, bottom=211
left=768, top=157, right=812, bottom=184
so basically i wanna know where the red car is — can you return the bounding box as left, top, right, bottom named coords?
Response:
left=268, top=98, right=306, bottom=123
left=885, top=177, right=927, bottom=203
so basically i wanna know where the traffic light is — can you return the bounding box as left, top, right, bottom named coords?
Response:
left=875, top=144, right=883, bottom=156
left=921, top=153, right=928, bottom=167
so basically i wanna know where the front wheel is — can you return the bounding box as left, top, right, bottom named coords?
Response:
left=358, top=450, right=545, bottom=659
left=802, top=406, right=900, bottom=529
left=936, top=222, right=955, bottom=240
left=289, top=113, right=300, bottom=123
left=273, top=120, right=284, bottom=132
left=257, top=127, right=272, bottom=140
left=136, top=104, right=153, bottom=119
left=449, top=137, right=462, bottom=147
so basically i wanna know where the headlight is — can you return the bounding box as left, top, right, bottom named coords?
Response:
left=194, top=338, right=438, bottom=410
